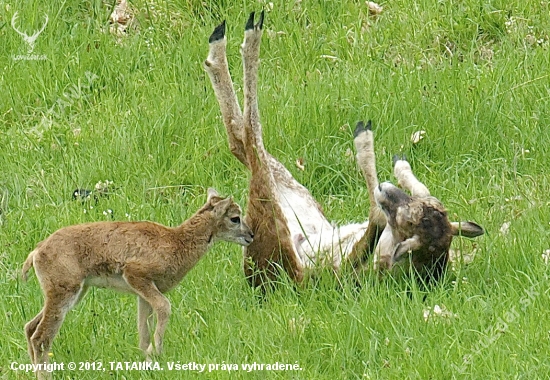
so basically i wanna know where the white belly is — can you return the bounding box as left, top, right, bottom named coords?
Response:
left=276, top=185, right=369, bottom=269
left=85, top=274, right=136, bottom=293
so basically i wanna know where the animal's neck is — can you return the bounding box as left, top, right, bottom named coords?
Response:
left=173, top=211, right=215, bottom=266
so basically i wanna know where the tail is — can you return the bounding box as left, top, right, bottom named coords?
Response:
left=22, top=249, right=37, bottom=281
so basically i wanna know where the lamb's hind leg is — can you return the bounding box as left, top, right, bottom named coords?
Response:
left=29, top=285, right=83, bottom=380
left=392, top=155, right=430, bottom=197
left=25, top=309, right=43, bottom=365
left=242, top=11, right=266, bottom=155
left=204, top=21, right=248, bottom=167
left=239, top=12, right=304, bottom=285
left=137, top=296, right=153, bottom=354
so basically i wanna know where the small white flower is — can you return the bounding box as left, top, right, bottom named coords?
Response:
left=288, top=316, right=310, bottom=334
left=95, top=180, right=114, bottom=192
left=500, top=222, right=511, bottom=235
left=449, top=246, right=478, bottom=271
left=423, top=304, right=457, bottom=322
left=505, top=196, right=522, bottom=202
left=423, top=309, right=430, bottom=321
left=295, top=157, right=305, bottom=171
left=366, top=1, right=383, bottom=16
left=411, top=130, right=426, bottom=144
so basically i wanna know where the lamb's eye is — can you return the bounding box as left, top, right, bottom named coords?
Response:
left=230, top=217, right=240, bottom=224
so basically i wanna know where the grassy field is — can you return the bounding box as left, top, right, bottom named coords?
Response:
left=1, top=0, right=550, bottom=378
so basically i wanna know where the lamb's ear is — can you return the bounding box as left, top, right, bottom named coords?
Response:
left=212, top=197, right=233, bottom=218
left=207, top=188, right=220, bottom=202
left=450, top=222, right=484, bottom=238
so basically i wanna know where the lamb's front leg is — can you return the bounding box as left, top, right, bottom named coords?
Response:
left=349, top=121, right=386, bottom=264
left=124, top=272, right=171, bottom=359
left=392, top=155, right=430, bottom=197
left=204, top=21, right=248, bottom=167
left=354, top=121, right=381, bottom=217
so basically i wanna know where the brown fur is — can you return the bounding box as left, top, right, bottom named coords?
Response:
left=205, top=13, right=483, bottom=288
left=22, top=189, right=253, bottom=379
left=205, top=13, right=313, bottom=288
left=354, top=126, right=484, bottom=284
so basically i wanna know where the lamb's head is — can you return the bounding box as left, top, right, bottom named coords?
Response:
left=206, top=188, right=254, bottom=246
left=375, top=181, right=483, bottom=283
left=376, top=182, right=453, bottom=262
left=353, top=120, right=484, bottom=284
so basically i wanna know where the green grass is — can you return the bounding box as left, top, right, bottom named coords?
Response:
left=1, top=0, right=550, bottom=378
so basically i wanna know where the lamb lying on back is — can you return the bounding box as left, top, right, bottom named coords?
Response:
left=22, top=188, right=253, bottom=380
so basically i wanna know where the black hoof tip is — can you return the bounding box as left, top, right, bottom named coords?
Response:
left=353, top=121, right=365, bottom=138
left=245, top=11, right=265, bottom=31
left=245, top=12, right=255, bottom=30
left=209, top=20, right=226, bottom=43
left=353, top=120, right=372, bottom=138
left=257, top=10, right=265, bottom=29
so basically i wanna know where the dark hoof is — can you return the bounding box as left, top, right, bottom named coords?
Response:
left=245, top=12, right=255, bottom=30
left=245, top=11, right=265, bottom=31
left=353, top=120, right=372, bottom=138
left=257, top=10, right=265, bottom=29
left=392, top=154, right=407, bottom=166
left=209, top=20, right=226, bottom=43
